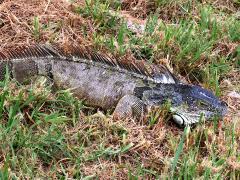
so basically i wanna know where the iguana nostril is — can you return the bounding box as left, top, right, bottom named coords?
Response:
left=220, top=101, right=228, bottom=115
left=221, top=101, right=228, bottom=107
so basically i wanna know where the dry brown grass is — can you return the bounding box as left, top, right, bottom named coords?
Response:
left=0, top=0, right=92, bottom=49
left=120, top=0, right=239, bottom=21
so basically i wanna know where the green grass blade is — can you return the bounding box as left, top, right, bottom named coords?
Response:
left=171, top=126, right=189, bottom=177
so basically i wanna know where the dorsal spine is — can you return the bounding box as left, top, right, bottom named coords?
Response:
left=0, top=44, right=177, bottom=84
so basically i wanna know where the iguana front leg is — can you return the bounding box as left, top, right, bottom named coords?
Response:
left=113, top=95, right=147, bottom=120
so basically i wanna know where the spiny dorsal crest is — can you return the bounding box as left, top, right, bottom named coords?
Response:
left=0, top=44, right=178, bottom=84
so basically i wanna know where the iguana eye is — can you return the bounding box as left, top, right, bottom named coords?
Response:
left=197, top=100, right=209, bottom=108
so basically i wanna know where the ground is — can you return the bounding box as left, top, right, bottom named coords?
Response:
left=0, top=0, right=239, bottom=179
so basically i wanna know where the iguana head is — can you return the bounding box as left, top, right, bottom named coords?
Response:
left=169, top=84, right=227, bottom=126
left=135, top=83, right=227, bottom=126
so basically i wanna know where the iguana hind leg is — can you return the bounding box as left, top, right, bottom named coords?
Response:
left=113, top=95, right=147, bottom=120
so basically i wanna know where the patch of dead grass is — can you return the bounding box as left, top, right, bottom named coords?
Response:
left=0, top=0, right=92, bottom=49
left=120, top=0, right=239, bottom=21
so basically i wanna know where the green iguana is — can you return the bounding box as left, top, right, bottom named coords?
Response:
left=0, top=45, right=227, bottom=126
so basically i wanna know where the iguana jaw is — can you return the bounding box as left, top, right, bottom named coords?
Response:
left=170, top=105, right=227, bottom=126
left=171, top=109, right=203, bottom=126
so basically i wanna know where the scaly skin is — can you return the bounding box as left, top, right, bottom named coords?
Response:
left=0, top=45, right=227, bottom=126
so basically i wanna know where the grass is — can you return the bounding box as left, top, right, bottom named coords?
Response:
left=0, top=0, right=240, bottom=179
left=33, top=16, right=41, bottom=41
left=77, top=1, right=238, bottom=88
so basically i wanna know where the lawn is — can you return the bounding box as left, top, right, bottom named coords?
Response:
left=0, top=0, right=239, bottom=179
